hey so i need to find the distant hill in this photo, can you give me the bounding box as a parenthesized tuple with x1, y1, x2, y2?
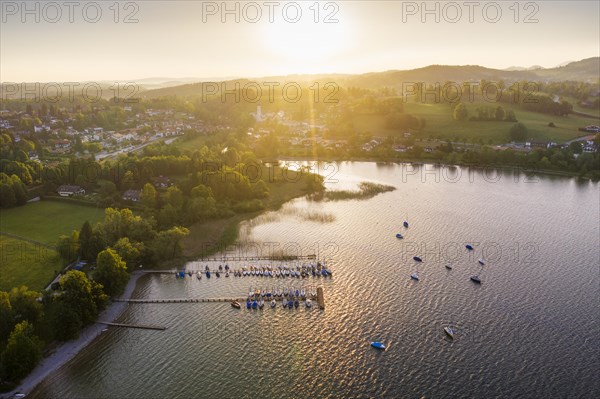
(139, 57, 599, 98)
(533, 58, 600, 82)
(4, 58, 595, 100)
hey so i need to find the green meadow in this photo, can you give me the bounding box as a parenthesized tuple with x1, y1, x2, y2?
(0, 236, 62, 292)
(350, 101, 594, 144)
(0, 200, 105, 245)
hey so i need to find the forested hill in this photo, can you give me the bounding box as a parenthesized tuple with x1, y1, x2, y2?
(139, 57, 599, 98)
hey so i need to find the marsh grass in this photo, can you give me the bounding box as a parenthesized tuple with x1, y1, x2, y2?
(312, 182, 396, 201)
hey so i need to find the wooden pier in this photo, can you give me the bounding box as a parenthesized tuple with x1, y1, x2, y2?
(192, 254, 317, 261)
(113, 297, 246, 304)
(113, 290, 326, 307)
(97, 321, 166, 330)
(316, 287, 325, 309)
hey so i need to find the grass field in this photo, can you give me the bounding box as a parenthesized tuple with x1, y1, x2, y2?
(175, 135, 206, 152)
(0, 236, 62, 292)
(0, 201, 105, 245)
(561, 96, 600, 118)
(350, 102, 595, 144)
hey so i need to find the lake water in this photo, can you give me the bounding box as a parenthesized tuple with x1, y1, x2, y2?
(30, 162, 600, 398)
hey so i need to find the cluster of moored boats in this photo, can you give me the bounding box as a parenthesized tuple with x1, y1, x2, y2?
(395, 222, 488, 284)
(230, 286, 318, 310)
(176, 262, 333, 280)
(379, 223, 490, 347)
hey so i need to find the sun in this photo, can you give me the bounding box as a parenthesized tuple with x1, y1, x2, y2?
(262, 18, 352, 71)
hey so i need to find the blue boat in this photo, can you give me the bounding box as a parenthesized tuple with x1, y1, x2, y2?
(371, 341, 386, 350)
(312, 270, 316, 277)
(179, 271, 185, 278)
(252, 300, 258, 309)
(206, 271, 211, 278)
(413, 256, 422, 262)
(396, 233, 403, 239)
(403, 221, 409, 228)
(288, 299, 294, 308)
(466, 244, 474, 250)
(321, 269, 328, 276)
(246, 299, 251, 309)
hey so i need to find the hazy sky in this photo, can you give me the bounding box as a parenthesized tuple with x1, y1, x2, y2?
(1, 1, 598, 81)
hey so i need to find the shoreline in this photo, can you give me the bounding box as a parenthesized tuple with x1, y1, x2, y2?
(2, 271, 144, 399)
(276, 157, 599, 180)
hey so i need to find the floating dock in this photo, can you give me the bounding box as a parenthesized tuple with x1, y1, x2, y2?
(96, 321, 166, 330)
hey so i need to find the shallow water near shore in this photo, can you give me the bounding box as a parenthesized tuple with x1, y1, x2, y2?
(29, 162, 600, 398)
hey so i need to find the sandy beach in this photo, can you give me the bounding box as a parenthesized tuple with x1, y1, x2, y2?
(2, 271, 145, 399)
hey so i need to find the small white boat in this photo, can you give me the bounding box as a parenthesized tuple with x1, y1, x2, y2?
(478, 259, 486, 265)
(444, 326, 456, 339)
(411, 272, 419, 281)
(305, 299, 312, 308)
(271, 299, 276, 308)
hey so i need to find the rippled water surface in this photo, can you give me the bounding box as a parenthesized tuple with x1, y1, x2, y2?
(30, 162, 600, 398)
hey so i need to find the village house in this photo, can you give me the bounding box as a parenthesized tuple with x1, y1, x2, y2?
(34, 125, 50, 133)
(57, 185, 85, 197)
(152, 175, 172, 189)
(54, 139, 71, 149)
(122, 189, 142, 202)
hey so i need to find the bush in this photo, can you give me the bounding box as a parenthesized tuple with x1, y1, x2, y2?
(233, 199, 265, 213)
(509, 123, 528, 142)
